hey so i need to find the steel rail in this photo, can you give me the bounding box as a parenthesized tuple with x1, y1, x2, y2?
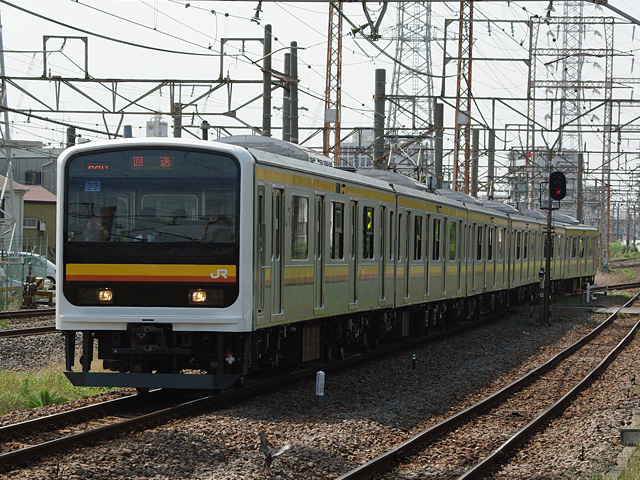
(0, 325, 55, 338)
(0, 308, 55, 320)
(590, 281, 640, 292)
(0, 390, 164, 439)
(336, 293, 640, 480)
(458, 292, 640, 479)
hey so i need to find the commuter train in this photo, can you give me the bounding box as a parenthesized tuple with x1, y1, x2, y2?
(57, 137, 599, 390)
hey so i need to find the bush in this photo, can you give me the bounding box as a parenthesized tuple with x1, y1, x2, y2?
(24, 389, 67, 408)
(0, 366, 112, 415)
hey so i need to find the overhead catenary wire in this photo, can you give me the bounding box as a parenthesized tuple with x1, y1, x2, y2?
(0, 0, 220, 57)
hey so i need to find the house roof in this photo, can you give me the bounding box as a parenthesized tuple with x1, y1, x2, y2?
(24, 185, 56, 203)
(0, 175, 28, 194)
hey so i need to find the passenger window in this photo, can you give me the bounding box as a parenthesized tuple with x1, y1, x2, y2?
(449, 221, 457, 261)
(330, 202, 344, 260)
(362, 207, 375, 259)
(476, 225, 483, 261)
(414, 216, 423, 261)
(487, 227, 494, 261)
(389, 211, 394, 261)
(516, 231, 521, 260)
(291, 195, 308, 259)
(524, 232, 529, 259)
(432, 218, 441, 261)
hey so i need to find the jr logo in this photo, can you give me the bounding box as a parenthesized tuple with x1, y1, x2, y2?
(210, 269, 228, 279)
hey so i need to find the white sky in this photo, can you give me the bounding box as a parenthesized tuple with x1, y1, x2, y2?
(2, 0, 640, 193)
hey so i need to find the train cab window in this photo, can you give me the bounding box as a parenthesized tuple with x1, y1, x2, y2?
(449, 221, 457, 261)
(363, 207, 375, 259)
(432, 218, 441, 261)
(414, 216, 423, 261)
(516, 231, 521, 260)
(291, 195, 309, 259)
(330, 202, 344, 260)
(476, 225, 483, 261)
(487, 227, 494, 261)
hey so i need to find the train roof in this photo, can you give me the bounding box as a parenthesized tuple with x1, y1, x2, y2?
(216, 136, 334, 167)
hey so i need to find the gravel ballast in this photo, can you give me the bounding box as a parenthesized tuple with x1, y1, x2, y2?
(0, 295, 638, 479)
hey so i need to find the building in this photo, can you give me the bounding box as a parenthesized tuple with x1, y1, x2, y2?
(23, 184, 56, 260)
(0, 141, 62, 195)
(339, 129, 375, 168)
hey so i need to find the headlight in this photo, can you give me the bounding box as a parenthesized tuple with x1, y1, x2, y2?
(98, 288, 114, 303)
(188, 288, 224, 306)
(190, 289, 207, 303)
(77, 287, 115, 305)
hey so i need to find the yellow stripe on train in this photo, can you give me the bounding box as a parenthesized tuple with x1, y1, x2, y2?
(66, 264, 237, 283)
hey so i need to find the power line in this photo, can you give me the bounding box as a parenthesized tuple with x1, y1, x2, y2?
(0, 0, 220, 57)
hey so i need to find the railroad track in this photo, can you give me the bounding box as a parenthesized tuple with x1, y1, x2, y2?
(0, 307, 55, 337)
(0, 308, 55, 320)
(0, 325, 55, 338)
(336, 292, 640, 480)
(0, 309, 507, 472)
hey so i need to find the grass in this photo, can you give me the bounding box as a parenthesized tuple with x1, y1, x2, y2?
(618, 447, 640, 479)
(596, 268, 638, 286)
(0, 364, 113, 415)
(609, 243, 640, 261)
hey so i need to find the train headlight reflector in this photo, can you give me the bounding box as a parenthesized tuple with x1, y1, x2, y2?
(190, 289, 207, 303)
(98, 289, 113, 303)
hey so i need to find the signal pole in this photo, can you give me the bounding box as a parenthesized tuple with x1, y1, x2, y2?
(542, 170, 567, 325)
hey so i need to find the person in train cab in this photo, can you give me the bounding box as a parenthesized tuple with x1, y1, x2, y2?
(200, 205, 233, 242)
(81, 206, 115, 241)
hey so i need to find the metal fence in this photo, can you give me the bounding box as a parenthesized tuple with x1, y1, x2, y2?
(0, 236, 53, 311)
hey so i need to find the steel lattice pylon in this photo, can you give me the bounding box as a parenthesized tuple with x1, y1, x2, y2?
(526, 16, 614, 266)
(558, 1, 585, 155)
(386, 2, 435, 176)
(323, 1, 342, 164)
(453, 1, 473, 193)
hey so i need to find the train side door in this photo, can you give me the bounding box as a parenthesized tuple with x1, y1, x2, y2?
(442, 219, 448, 294)
(272, 189, 284, 319)
(380, 206, 387, 302)
(349, 200, 358, 306)
(314, 195, 326, 310)
(256, 186, 266, 322)
(471, 223, 477, 292)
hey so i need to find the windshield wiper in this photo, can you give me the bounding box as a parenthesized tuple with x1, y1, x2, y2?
(107, 232, 170, 249)
(153, 230, 222, 250)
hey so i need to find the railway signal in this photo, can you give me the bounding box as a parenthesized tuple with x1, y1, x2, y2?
(549, 171, 567, 201)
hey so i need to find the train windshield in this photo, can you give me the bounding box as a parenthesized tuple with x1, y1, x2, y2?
(65, 147, 239, 246)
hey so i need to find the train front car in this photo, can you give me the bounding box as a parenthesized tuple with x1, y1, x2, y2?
(57, 138, 254, 390)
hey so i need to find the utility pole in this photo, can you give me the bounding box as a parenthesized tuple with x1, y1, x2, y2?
(262, 24, 272, 137)
(453, 0, 474, 193)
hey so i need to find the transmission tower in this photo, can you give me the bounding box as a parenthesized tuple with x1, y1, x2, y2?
(558, 2, 585, 155)
(556, 1, 586, 222)
(386, 2, 435, 177)
(323, 1, 343, 164)
(453, 1, 474, 193)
